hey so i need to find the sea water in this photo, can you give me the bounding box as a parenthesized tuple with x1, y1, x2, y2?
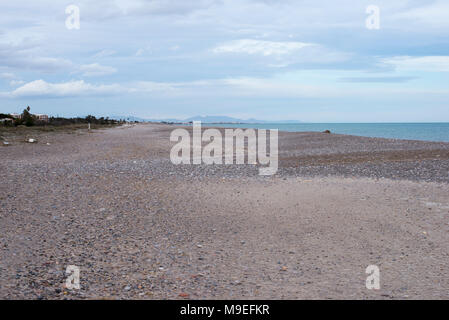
(210, 123, 449, 142)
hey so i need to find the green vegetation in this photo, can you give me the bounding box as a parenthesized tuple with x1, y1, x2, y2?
(48, 115, 120, 126)
(0, 113, 14, 119)
(1, 107, 129, 142)
(1, 106, 125, 127)
(0, 121, 124, 143)
(22, 107, 35, 127)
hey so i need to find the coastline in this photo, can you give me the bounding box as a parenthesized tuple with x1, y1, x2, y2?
(172, 122, 449, 182)
(1, 123, 448, 299)
(199, 122, 449, 143)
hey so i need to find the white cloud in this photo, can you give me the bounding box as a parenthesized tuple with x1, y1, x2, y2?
(390, 0, 449, 28)
(135, 49, 145, 56)
(222, 77, 341, 97)
(219, 76, 449, 98)
(92, 49, 117, 58)
(77, 63, 117, 77)
(131, 81, 177, 93)
(3, 72, 448, 101)
(5, 80, 123, 98)
(212, 39, 350, 68)
(213, 39, 314, 56)
(1, 79, 178, 99)
(112, 0, 220, 16)
(1, 72, 25, 86)
(134, 45, 153, 57)
(0, 40, 73, 72)
(382, 56, 449, 72)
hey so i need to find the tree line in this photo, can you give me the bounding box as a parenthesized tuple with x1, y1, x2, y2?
(1, 107, 126, 126)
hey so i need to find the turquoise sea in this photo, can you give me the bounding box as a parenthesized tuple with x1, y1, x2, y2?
(210, 123, 449, 142)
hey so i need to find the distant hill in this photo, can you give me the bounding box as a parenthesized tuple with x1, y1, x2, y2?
(184, 116, 303, 124)
(110, 115, 303, 124)
(109, 116, 150, 122)
(184, 115, 250, 123)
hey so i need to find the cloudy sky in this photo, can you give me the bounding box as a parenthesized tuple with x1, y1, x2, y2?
(1, 0, 448, 122)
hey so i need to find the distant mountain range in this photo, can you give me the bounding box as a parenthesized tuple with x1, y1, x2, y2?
(110, 115, 303, 124)
(109, 116, 151, 122)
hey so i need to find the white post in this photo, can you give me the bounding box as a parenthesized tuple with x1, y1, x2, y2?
(88, 123, 91, 131)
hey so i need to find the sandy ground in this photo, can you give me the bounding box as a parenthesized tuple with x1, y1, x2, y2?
(1, 123, 448, 299)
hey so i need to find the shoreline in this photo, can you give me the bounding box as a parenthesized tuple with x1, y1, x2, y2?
(176, 122, 449, 143)
(159, 123, 449, 182)
(2, 122, 449, 183)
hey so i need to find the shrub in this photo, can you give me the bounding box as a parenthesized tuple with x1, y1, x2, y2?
(22, 108, 35, 127)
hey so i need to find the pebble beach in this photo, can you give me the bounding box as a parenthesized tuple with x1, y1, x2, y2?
(1, 123, 448, 299)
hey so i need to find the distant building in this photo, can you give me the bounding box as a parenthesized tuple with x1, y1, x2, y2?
(34, 114, 49, 122)
(8, 112, 49, 122)
(10, 113, 22, 119)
